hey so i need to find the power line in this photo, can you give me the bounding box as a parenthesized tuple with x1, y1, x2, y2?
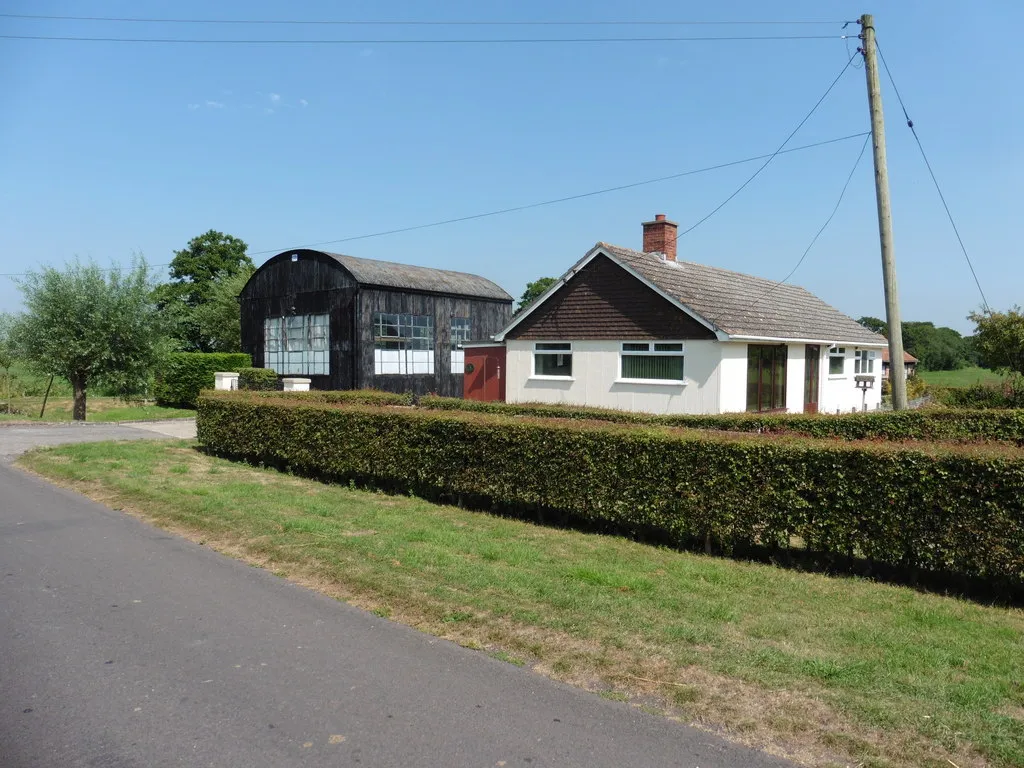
(0, 33, 849, 44)
(245, 132, 869, 257)
(674, 50, 858, 240)
(0, 132, 868, 278)
(875, 39, 990, 312)
(0, 13, 852, 26)
(748, 132, 871, 310)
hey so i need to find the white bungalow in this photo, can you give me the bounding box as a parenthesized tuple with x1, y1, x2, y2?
(490, 214, 886, 415)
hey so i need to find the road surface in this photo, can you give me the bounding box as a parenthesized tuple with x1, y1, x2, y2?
(0, 422, 793, 767)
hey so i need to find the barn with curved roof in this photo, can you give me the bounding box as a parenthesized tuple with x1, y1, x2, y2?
(239, 248, 513, 396)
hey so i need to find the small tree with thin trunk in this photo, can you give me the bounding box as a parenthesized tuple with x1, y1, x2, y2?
(0, 313, 14, 413)
(969, 306, 1024, 377)
(12, 258, 168, 421)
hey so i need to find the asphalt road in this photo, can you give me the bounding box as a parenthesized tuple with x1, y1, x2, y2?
(0, 423, 794, 767)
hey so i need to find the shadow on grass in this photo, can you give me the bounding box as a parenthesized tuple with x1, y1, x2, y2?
(198, 446, 1024, 608)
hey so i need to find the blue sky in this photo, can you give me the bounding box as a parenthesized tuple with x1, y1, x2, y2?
(1, 0, 1020, 333)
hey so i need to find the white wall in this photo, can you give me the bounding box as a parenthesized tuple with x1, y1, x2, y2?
(505, 339, 722, 415)
(718, 343, 748, 413)
(505, 339, 883, 415)
(820, 346, 882, 413)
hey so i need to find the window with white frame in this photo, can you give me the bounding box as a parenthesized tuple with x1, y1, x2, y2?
(450, 317, 470, 374)
(373, 312, 434, 375)
(619, 342, 685, 382)
(828, 346, 846, 375)
(855, 349, 876, 374)
(263, 314, 329, 375)
(533, 342, 572, 377)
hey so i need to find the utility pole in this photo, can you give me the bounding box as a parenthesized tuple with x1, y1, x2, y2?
(860, 13, 908, 410)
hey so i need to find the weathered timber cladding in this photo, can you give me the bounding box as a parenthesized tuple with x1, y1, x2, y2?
(507, 254, 715, 341)
(239, 249, 512, 396)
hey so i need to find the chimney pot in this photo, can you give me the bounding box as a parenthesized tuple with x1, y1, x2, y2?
(642, 214, 679, 262)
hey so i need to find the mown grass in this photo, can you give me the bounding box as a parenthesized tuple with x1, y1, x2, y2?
(19, 440, 1024, 768)
(0, 396, 193, 422)
(919, 367, 1005, 388)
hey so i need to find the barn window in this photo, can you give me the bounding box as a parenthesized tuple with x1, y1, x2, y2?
(450, 317, 470, 374)
(533, 342, 572, 378)
(263, 314, 329, 375)
(373, 313, 435, 375)
(619, 342, 685, 382)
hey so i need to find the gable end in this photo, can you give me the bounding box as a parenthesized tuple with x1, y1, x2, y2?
(506, 254, 715, 341)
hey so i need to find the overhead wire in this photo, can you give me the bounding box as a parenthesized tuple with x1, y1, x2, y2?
(0, 132, 869, 278)
(0, 13, 854, 26)
(874, 39, 990, 312)
(672, 50, 859, 241)
(747, 132, 872, 310)
(0, 33, 850, 44)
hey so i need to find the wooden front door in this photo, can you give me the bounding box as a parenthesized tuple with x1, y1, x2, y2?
(803, 345, 820, 414)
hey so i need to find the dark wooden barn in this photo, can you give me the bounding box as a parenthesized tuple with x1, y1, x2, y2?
(239, 249, 513, 396)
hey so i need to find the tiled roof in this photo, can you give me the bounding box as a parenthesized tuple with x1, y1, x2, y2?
(881, 348, 918, 363)
(598, 243, 887, 345)
(320, 251, 512, 301)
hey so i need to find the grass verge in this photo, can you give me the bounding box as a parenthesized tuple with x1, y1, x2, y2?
(0, 396, 193, 422)
(18, 440, 1024, 768)
(919, 367, 1005, 388)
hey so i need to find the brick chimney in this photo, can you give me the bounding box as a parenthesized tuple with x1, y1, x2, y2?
(642, 214, 678, 261)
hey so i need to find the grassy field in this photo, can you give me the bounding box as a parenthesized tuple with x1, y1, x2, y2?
(0, 396, 192, 422)
(19, 440, 1024, 768)
(919, 366, 1006, 388)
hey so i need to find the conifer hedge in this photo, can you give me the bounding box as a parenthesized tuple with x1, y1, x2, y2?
(197, 392, 1024, 591)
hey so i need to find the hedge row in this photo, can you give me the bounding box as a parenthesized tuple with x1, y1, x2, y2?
(238, 367, 278, 391)
(932, 380, 1024, 410)
(154, 352, 251, 408)
(215, 389, 1024, 444)
(197, 393, 1024, 593)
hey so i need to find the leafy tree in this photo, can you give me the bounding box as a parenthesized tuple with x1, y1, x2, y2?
(517, 277, 557, 312)
(969, 306, 1024, 376)
(901, 321, 970, 371)
(189, 268, 253, 353)
(11, 259, 169, 420)
(156, 230, 253, 351)
(0, 313, 15, 412)
(857, 316, 888, 336)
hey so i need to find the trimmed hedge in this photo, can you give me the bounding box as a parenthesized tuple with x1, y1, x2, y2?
(207, 389, 1024, 444)
(197, 393, 1024, 594)
(154, 352, 251, 408)
(238, 367, 279, 391)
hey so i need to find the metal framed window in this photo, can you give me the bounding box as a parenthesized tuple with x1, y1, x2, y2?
(618, 342, 685, 382)
(373, 313, 435, 375)
(854, 349, 876, 374)
(828, 346, 846, 376)
(533, 342, 572, 377)
(263, 314, 330, 376)
(450, 317, 471, 374)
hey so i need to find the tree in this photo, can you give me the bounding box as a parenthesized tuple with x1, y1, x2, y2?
(857, 316, 888, 336)
(12, 259, 169, 421)
(188, 268, 253, 353)
(901, 321, 969, 371)
(0, 313, 14, 412)
(156, 230, 253, 351)
(517, 277, 557, 312)
(969, 306, 1024, 376)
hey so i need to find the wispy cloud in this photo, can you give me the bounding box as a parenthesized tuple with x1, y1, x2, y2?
(205, 100, 225, 109)
(187, 103, 200, 111)
(298, 98, 308, 107)
(263, 107, 274, 115)
(269, 93, 281, 104)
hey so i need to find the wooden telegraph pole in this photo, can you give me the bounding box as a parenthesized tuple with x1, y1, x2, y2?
(860, 13, 908, 410)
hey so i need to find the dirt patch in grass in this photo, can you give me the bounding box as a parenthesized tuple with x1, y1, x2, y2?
(18, 441, 1021, 768)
